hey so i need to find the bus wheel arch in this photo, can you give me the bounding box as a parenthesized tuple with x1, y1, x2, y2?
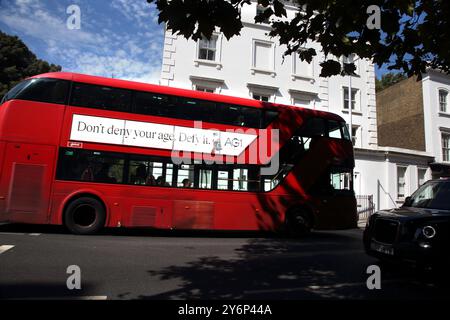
(285, 206, 315, 237)
(62, 193, 107, 235)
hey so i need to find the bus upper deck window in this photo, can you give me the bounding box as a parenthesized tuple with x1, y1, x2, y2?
(328, 120, 342, 139)
(3, 78, 69, 105)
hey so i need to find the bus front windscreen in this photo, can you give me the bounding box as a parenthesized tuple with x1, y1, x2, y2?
(1, 78, 69, 105)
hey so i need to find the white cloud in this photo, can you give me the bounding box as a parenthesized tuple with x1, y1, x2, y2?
(0, 0, 164, 84)
(111, 0, 160, 28)
(72, 52, 161, 84)
(0, 2, 108, 49)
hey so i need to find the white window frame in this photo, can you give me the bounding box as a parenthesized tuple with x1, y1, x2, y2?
(351, 125, 361, 148)
(342, 86, 360, 111)
(291, 96, 312, 108)
(438, 89, 448, 113)
(251, 39, 276, 76)
(195, 33, 223, 69)
(291, 50, 314, 80)
(417, 167, 428, 188)
(341, 54, 359, 75)
(397, 165, 408, 200)
(195, 85, 215, 93)
(252, 93, 270, 102)
(442, 132, 450, 162)
(256, 4, 270, 24)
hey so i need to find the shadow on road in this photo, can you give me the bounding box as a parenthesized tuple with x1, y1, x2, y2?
(132, 232, 450, 300)
(0, 282, 98, 300)
(0, 223, 282, 238)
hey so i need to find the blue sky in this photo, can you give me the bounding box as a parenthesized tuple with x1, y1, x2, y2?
(0, 0, 387, 82)
(0, 0, 165, 83)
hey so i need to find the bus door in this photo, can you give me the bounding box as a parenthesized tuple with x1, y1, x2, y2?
(315, 168, 357, 229)
(171, 164, 215, 229)
(0, 143, 55, 224)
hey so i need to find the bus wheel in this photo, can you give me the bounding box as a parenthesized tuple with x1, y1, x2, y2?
(64, 197, 106, 235)
(285, 209, 312, 237)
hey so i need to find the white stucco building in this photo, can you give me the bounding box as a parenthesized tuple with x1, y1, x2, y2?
(422, 70, 450, 172)
(159, 1, 435, 212)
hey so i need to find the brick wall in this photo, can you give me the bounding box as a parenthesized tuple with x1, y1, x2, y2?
(376, 76, 426, 151)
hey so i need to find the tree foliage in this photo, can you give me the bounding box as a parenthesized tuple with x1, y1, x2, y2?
(0, 30, 61, 99)
(375, 72, 407, 91)
(147, 0, 450, 79)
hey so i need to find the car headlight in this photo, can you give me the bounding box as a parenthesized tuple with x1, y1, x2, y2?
(422, 225, 436, 239)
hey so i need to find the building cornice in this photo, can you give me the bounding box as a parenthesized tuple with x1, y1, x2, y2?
(189, 75, 225, 84)
(246, 82, 279, 92)
(354, 146, 434, 161)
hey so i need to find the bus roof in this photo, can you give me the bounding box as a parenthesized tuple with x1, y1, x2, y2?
(29, 72, 345, 122)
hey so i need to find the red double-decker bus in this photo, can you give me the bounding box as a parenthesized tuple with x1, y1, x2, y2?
(0, 72, 356, 235)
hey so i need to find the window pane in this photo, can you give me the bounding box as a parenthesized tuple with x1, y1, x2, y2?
(196, 86, 214, 93)
(198, 36, 217, 61)
(177, 164, 194, 187)
(165, 163, 173, 187)
(199, 169, 212, 189)
(253, 93, 269, 102)
(443, 134, 450, 162)
(328, 120, 342, 139)
(343, 87, 357, 110)
(439, 90, 448, 112)
(217, 104, 242, 126)
(330, 171, 351, 190)
(14, 78, 69, 105)
(233, 168, 248, 191)
(134, 91, 174, 117)
(199, 48, 208, 60)
(217, 170, 229, 190)
(341, 122, 351, 140)
(240, 107, 261, 127)
(178, 98, 215, 122)
(418, 168, 427, 187)
(262, 110, 278, 127)
(298, 117, 327, 137)
(57, 148, 124, 184)
(129, 160, 153, 185)
(397, 166, 407, 197)
(71, 82, 131, 112)
(1, 79, 32, 104)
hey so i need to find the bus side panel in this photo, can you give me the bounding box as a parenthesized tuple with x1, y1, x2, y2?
(0, 143, 55, 224)
(49, 182, 174, 228)
(213, 193, 284, 231)
(121, 197, 171, 229)
(1, 101, 65, 146)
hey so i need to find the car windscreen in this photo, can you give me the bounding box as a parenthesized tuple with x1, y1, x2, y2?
(408, 181, 450, 210)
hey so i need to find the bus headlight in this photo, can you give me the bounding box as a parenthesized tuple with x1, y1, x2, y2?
(422, 225, 436, 239)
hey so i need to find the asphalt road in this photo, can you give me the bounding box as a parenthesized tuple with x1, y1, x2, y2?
(1, 224, 449, 300)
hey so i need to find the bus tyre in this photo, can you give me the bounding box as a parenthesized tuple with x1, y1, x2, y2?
(285, 209, 312, 237)
(64, 197, 106, 235)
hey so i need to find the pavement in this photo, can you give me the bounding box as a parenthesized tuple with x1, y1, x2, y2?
(1, 223, 450, 300)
